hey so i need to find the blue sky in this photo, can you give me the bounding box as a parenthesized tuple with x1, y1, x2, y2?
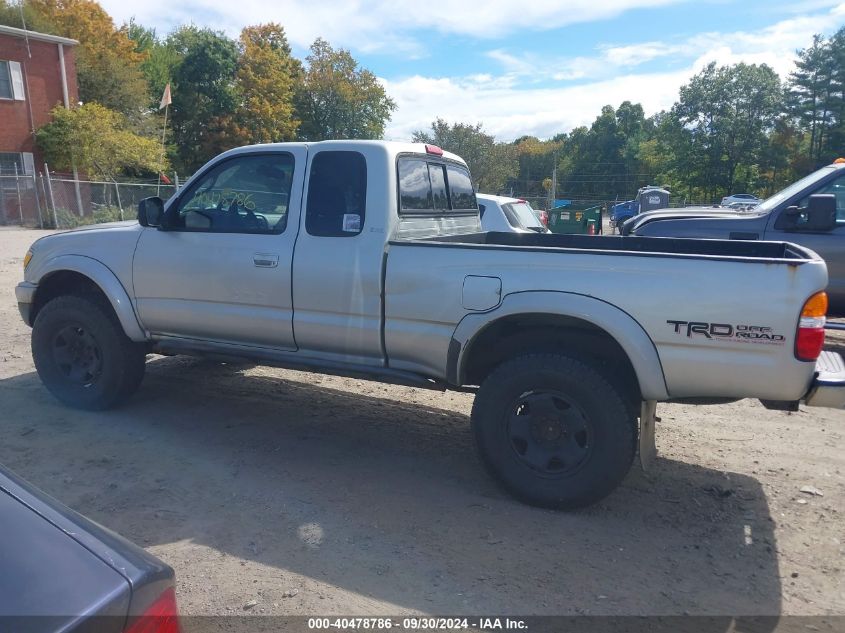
(98, 0, 845, 141)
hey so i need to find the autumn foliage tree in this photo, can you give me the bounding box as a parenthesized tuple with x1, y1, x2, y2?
(232, 24, 302, 144)
(19, 0, 149, 117)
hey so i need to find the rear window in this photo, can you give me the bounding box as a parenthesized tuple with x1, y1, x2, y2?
(446, 164, 476, 210)
(503, 201, 543, 229)
(398, 156, 477, 214)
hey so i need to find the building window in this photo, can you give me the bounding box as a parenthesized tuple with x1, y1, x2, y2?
(0, 61, 12, 99)
(0, 152, 34, 176)
(0, 60, 25, 101)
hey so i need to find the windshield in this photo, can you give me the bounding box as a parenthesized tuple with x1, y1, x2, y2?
(756, 166, 838, 212)
(502, 201, 543, 228)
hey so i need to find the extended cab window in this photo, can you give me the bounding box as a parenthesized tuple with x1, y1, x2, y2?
(398, 157, 477, 213)
(172, 154, 293, 233)
(306, 151, 367, 237)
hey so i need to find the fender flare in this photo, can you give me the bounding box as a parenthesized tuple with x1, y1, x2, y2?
(450, 290, 669, 400)
(30, 254, 148, 342)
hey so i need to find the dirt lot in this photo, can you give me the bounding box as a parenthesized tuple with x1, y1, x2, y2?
(1, 226, 844, 618)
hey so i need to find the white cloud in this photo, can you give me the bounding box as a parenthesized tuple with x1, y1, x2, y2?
(382, 70, 688, 142)
(99, 0, 683, 52)
(386, 4, 845, 141)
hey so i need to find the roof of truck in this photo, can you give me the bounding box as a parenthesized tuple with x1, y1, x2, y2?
(219, 140, 465, 165)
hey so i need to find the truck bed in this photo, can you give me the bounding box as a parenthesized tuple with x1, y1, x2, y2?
(411, 231, 818, 262)
(384, 230, 827, 402)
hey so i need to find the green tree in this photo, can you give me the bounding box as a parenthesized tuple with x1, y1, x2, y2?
(35, 102, 166, 177)
(296, 38, 396, 140)
(788, 34, 837, 165)
(554, 102, 653, 200)
(412, 118, 518, 192)
(127, 19, 181, 111)
(674, 62, 783, 197)
(513, 136, 560, 200)
(233, 23, 302, 144)
(167, 26, 239, 172)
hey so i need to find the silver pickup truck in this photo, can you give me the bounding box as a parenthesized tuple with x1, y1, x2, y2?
(15, 141, 845, 509)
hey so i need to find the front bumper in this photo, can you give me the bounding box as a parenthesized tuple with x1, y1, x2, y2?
(15, 281, 36, 326)
(804, 351, 845, 408)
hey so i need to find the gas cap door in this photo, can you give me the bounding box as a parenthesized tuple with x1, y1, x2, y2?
(462, 275, 502, 311)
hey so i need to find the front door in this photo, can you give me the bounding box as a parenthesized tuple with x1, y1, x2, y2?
(133, 149, 305, 350)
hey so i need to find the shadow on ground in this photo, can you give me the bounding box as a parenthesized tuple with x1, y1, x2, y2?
(0, 356, 781, 621)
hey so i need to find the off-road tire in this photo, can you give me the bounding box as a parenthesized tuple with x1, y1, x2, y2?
(471, 353, 637, 509)
(32, 295, 146, 410)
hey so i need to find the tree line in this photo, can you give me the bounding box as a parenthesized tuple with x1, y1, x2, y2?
(2, 1, 843, 204)
(0, 0, 396, 177)
(415, 28, 845, 205)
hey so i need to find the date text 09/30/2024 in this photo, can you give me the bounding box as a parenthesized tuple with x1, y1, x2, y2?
(307, 618, 528, 630)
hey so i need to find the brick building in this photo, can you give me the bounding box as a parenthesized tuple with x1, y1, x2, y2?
(0, 24, 78, 176)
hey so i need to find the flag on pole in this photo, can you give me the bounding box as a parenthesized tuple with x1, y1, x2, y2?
(159, 83, 172, 110)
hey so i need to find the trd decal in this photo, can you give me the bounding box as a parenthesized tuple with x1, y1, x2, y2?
(667, 320, 785, 344)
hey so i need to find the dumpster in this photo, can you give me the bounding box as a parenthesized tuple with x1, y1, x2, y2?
(548, 205, 603, 235)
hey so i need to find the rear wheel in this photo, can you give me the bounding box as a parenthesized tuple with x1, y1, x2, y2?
(471, 353, 636, 509)
(32, 295, 146, 410)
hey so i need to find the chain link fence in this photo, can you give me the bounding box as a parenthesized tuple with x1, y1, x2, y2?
(0, 169, 179, 230)
(1, 170, 714, 231)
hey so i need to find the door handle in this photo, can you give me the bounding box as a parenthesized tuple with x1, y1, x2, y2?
(253, 253, 279, 268)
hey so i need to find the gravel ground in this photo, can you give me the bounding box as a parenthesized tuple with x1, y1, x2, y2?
(1, 226, 843, 621)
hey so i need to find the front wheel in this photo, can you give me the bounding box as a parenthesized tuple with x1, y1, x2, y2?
(471, 353, 636, 509)
(32, 295, 147, 410)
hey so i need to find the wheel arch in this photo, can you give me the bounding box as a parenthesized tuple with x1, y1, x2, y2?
(29, 255, 147, 342)
(450, 291, 668, 401)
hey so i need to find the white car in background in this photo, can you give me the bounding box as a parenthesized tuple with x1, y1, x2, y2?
(721, 193, 761, 207)
(477, 193, 550, 233)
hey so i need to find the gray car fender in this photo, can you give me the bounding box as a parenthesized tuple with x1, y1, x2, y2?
(29, 254, 148, 342)
(450, 290, 669, 400)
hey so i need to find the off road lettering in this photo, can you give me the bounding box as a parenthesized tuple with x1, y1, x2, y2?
(667, 320, 784, 343)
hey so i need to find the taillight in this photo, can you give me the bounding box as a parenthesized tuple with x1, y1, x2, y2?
(124, 587, 181, 633)
(424, 144, 443, 156)
(539, 210, 549, 227)
(796, 291, 827, 361)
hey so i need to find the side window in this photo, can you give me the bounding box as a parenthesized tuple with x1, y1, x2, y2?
(172, 153, 293, 234)
(446, 164, 477, 210)
(799, 175, 845, 222)
(306, 151, 367, 237)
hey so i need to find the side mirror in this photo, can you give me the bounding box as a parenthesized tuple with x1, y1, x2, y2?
(774, 194, 838, 232)
(138, 197, 164, 228)
(805, 194, 837, 231)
